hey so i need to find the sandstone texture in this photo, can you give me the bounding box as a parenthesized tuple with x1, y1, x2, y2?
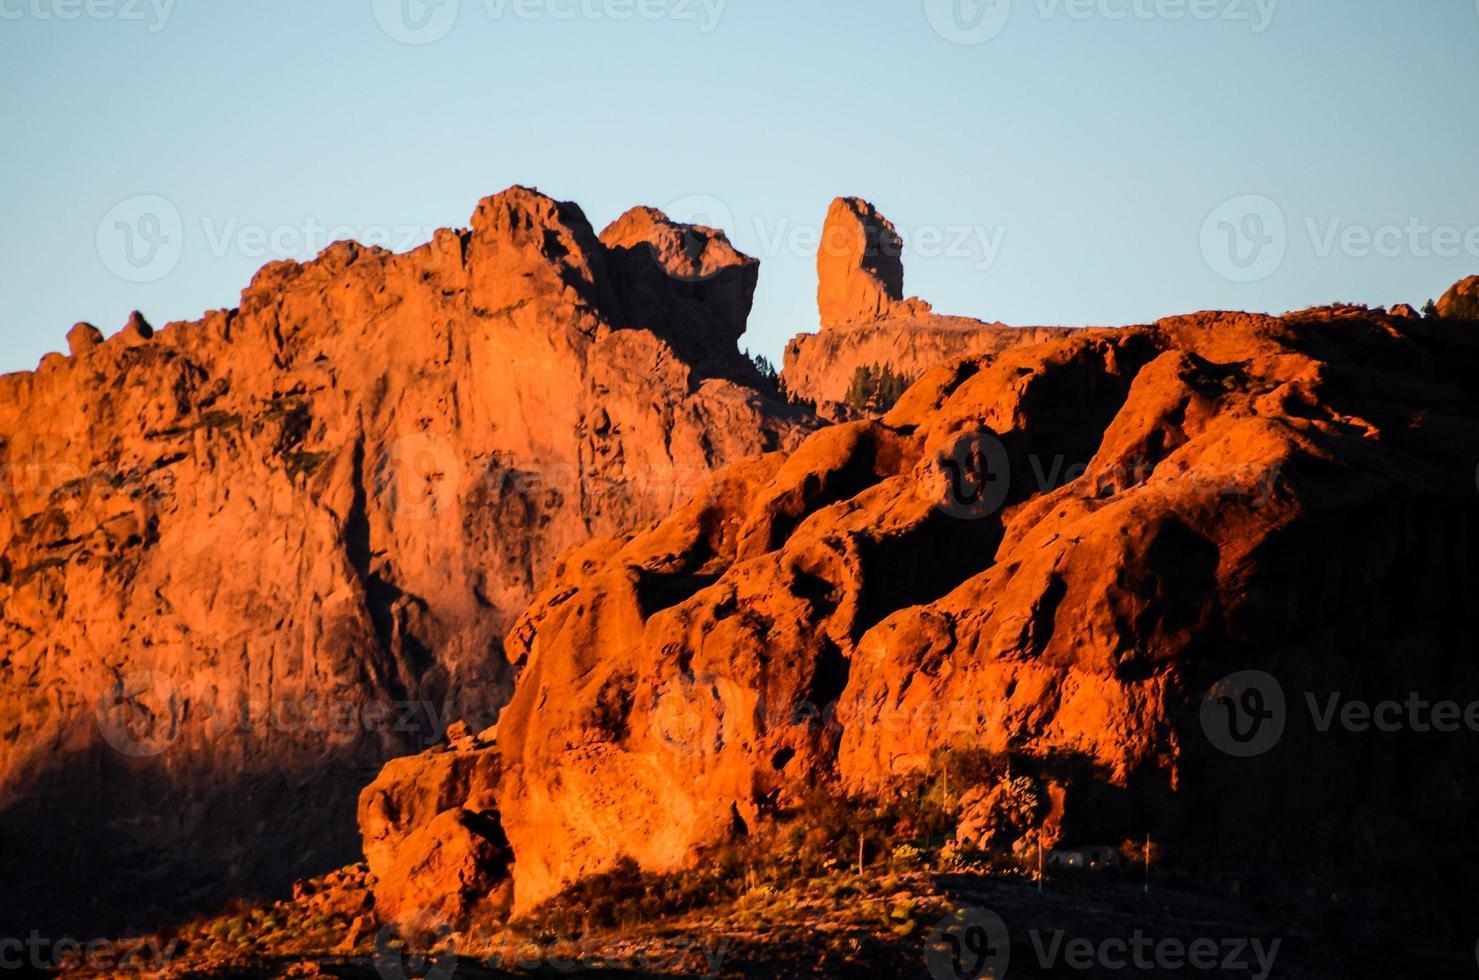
(786, 197, 1068, 412)
(0, 186, 807, 935)
(369, 299, 1479, 925)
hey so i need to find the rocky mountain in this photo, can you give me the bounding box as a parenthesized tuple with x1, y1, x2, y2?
(783, 197, 1066, 412)
(358, 298, 1479, 950)
(11, 175, 1479, 973)
(0, 186, 809, 936)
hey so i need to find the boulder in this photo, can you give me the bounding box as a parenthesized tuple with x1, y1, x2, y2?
(371, 807, 511, 928)
(358, 741, 502, 895)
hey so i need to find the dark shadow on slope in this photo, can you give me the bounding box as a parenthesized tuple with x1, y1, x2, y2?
(854, 510, 1005, 638)
(0, 747, 385, 944)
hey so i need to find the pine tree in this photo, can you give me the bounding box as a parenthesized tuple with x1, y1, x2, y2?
(844, 364, 914, 414)
(746, 350, 778, 383)
(844, 365, 875, 413)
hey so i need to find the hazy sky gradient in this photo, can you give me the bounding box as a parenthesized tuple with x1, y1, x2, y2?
(2, 0, 1477, 374)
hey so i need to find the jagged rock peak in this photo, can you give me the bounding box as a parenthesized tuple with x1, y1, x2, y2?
(466, 185, 609, 303)
(469, 184, 596, 243)
(601, 206, 756, 283)
(817, 196, 931, 330)
(120, 310, 154, 344)
(66, 321, 103, 355)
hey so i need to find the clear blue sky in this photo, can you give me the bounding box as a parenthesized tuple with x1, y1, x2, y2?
(3, 0, 1478, 374)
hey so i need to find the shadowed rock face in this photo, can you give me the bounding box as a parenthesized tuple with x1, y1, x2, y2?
(599, 206, 761, 378)
(787, 197, 1069, 413)
(0, 185, 809, 935)
(365, 303, 1479, 927)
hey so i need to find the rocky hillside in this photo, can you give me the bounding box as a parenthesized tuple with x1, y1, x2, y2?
(10, 174, 1479, 973)
(0, 186, 809, 936)
(782, 197, 1066, 412)
(359, 298, 1479, 952)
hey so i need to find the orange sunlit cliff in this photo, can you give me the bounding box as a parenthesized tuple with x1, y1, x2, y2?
(5, 188, 1479, 977)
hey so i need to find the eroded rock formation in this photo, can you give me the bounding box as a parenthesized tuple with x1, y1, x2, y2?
(815, 197, 929, 330)
(598, 206, 762, 378)
(0, 186, 807, 934)
(786, 197, 1067, 412)
(366, 301, 1479, 927)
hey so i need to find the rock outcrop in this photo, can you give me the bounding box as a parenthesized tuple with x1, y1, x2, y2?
(598, 206, 760, 376)
(367, 303, 1479, 926)
(357, 734, 506, 926)
(119, 309, 155, 345)
(1438, 274, 1479, 319)
(0, 186, 808, 936)
(65, 322, 103, 355)
(356, 728, 505, 927)
(816, 197, 929, 330)
(783, 318, 1067, 412)
(786, 197, 1068, 413)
